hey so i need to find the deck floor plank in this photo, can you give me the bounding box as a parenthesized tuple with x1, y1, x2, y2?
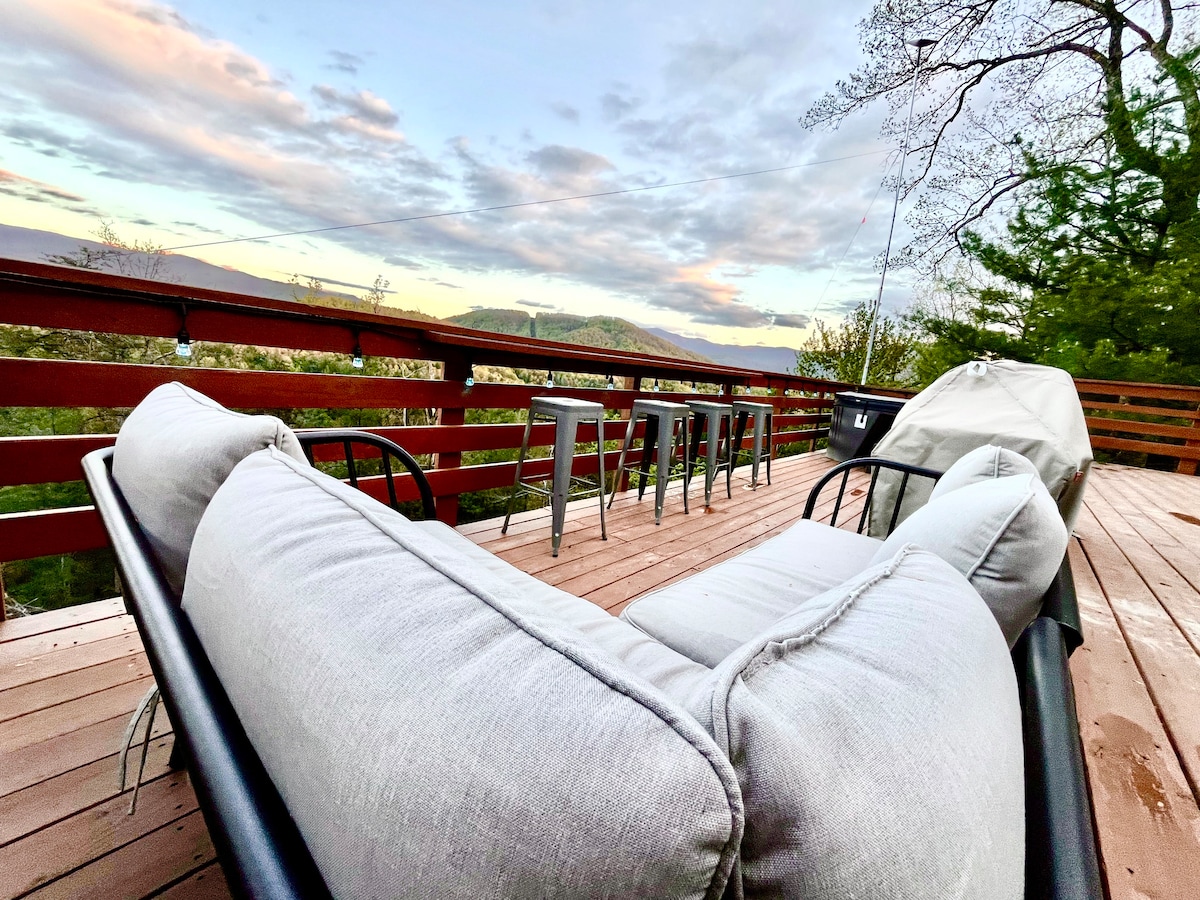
(0, 770, 199, 898)
(1066, 541, 1200, 899)
(0, 599, 126, 645)
(0, 453, 1196, 899)
(1073, 501, 1200, 798)
(0, 652, 153, 724)
(0, 738, 176, 848)
(0, 631, 143, 694)
(21, 809, 215, 900)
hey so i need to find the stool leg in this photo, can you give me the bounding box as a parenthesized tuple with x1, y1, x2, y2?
(653, 413, 673, 524)
(639, 415, 658, 502)
(608, 414, 637, 509)
(550, 415, 578, 557)
(704, 414, 719, 507)
(750, 412, 765, 489)
(765, 412, 773, 486)
(502, 409, 536, 534)
(722, 415, 733, 499)
(688, 416, 703, 483)
(595, 416, 607, 540)
(681, 416, 689, 515)
(732, 411, 748, 480)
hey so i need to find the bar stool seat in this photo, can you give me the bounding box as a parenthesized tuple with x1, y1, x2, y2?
(686, 400, 733, 508)
(732, 400, 774, 490)
(503, 396, 606, 556)
(608, 399, 690, 525)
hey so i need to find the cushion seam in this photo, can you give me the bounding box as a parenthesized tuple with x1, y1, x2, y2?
(709, 545, 916, 745)
(265, 448, 743, 895)
(965, 481, 1036, 579)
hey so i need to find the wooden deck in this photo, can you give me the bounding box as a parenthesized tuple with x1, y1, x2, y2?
(2, 452, 1199, 899)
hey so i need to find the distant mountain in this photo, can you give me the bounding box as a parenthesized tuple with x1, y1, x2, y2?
(448, 310, 713, 363)
(645, 327, 798, 374)
(0, 223, 317, 301)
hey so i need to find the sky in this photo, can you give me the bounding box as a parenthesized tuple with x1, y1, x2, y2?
(0, 0, 920, 347)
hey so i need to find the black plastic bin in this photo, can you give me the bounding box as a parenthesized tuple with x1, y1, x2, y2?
(827, 392, 907, 462)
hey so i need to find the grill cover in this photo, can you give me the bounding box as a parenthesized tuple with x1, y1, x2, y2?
(867, 360, 1093, 535)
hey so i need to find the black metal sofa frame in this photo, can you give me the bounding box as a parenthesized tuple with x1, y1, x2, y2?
(82, 443, 1102, 900)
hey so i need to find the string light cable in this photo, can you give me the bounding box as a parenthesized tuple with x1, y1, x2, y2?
(163, 150, 889, 252)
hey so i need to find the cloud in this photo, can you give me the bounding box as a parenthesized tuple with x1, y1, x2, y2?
(0, 167, 94, 210)
(0, 1, 896, 334)
(601, 92, 641, 122)
(771, 313, 811, 329)
(313, 84, 401, 131)
(516, 299, 557, 309)
(550, 102, 580, 124)
(299, 273, 393, 293)
(325, 50, 363, 75)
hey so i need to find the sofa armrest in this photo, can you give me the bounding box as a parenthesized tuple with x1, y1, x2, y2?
(1012, 617, 1102, 900)
(1039, 556, 1084, 655)
(296, 429, 435, 519)
(802, 456, 943, 535)
(82, 447, 331, 900)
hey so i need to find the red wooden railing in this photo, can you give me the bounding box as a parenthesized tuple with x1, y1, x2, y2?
(0, 259, 856, 578)
(2, 258, 1197, 616)
(1075, 379, 1200, 476)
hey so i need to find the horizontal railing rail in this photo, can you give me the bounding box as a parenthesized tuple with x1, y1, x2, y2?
(1075, 378, 1200, 475)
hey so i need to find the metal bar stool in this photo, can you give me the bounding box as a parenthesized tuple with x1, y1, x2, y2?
(731, 399, 774, 489)
(502, 396, 607, 557)
(686, 400, 733, 508)
(608, 399, 690, 524)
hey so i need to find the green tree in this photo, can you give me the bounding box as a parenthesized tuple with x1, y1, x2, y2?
(804, 1, 1200, 266)
(795, 303, 919, 387)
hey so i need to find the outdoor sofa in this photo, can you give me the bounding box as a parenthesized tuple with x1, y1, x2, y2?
(82, 382, 1102, 899)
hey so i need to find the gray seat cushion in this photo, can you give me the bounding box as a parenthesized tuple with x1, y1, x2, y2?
(184, 448, 742, 900)
(111, 382, 307, 597)
(621, 520, 881, 666)
(870, 473, 1068, 646)
(685, 547, 1024, 900)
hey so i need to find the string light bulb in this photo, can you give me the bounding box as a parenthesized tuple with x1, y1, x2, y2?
(465, 364, 475, 388)
(606, 374, 615, 390)
(717, 384, 724, 396)
(351, 343, 364, 369)
(175, 305, 191, 358)
(545, 371, 555, 389)
(652, 378, 661, 392)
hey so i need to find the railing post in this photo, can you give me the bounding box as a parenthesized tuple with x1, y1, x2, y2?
(1180, 401, 1200, 475)
(434, 355, 470, 524)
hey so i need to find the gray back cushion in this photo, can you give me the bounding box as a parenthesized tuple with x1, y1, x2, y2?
(687, 547, 1024, 900)
(930, 444, 1040, 500)
(183, 448, 741, 900)
(112, 382, 307, 597)
(871, 473, 1068, 646)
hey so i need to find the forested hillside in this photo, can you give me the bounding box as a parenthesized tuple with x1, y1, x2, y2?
(448, 310, 713, 363)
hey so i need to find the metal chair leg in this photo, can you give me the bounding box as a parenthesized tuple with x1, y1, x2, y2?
(502, 409, 536, 533)
(595, 415, 607, 540)
(608, 415, 637, 510)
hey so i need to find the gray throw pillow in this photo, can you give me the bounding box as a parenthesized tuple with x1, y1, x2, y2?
(183, 448, 742, 899)
(929, 444, 1040, 500)
(870, 473, 1068, 645)
(687, 547, 1024, 900)
(111, 382, 307, 597)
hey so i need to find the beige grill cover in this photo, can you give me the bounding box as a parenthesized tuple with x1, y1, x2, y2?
(867, 360, 1093, 535)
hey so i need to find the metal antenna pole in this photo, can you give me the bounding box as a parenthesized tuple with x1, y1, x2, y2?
(860, 38, 934, 387)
